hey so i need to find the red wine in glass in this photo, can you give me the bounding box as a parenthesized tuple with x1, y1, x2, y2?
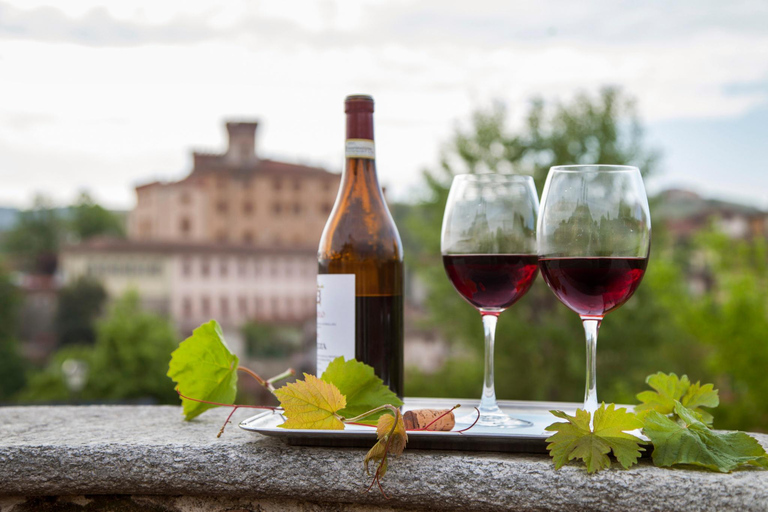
(538, 257, 647, 317)
(443, 254, 539, 311)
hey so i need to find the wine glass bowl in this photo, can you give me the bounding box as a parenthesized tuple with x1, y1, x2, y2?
(441, 174, 539, 428)
(537, 165, 651, 413)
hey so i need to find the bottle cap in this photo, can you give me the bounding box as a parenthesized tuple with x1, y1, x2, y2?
(345, 95, 374, 113)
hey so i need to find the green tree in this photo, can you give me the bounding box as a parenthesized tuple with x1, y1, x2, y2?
(1, 196, 62, 274)
(402, 88, 692, 408)
(20, 292, 179, 404)
(0, 262, 26, 401)
(69, 191, 125, 241)
(56, 277, 108, 346)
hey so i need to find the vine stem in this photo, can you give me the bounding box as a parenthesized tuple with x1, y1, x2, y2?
(175, 387, 280, 438)
(238, 366, 295, 395)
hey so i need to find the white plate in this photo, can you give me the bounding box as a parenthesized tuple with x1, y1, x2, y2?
(240, 397, 582, 453)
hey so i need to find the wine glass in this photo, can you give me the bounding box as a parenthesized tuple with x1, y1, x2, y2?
(441, 174, 539, 428)
(537, 165, 651, 414)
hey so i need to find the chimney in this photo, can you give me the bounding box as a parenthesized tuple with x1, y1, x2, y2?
(225, 121, 258, 164)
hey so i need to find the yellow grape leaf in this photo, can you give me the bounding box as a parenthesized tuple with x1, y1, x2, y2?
(275, 373, 346, 430)
(365, 410, 408, 477)
(376, 411, 408, 456)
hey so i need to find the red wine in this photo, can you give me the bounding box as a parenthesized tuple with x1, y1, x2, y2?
(355, 295, 404, 395)
(538, 257, 648, 317)
(317, 95, 404, 398)
(442, 254, 539, 310)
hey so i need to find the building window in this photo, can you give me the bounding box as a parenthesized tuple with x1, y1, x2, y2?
(217, 178, 227, 190)
(273, 179, 282, 191)
(254, 260, 261, 276)
(293, 203, 301, 214)
(320, 203, 332, 214)
(180, 217, 191, 235)
(323, 181, 332, 191)
(201, 296, 211, 317)
(201, 259, 210, 277)
(270, 261, 278, 277)
(271, 297, 279, 318)
(219, 259, 228, 277)
(273, 203, 282, 214)
(216, 231, 228, 243)
(217, 201, 228, 214)
(286, 297, 294, 318)
(243, 201, 254, 214)
(293, 180, 301, 191)
(180, 193, 191, 205)
(285, 260, 293, 277)
(243, 232, 254, 245)
(220, 297, 229, 319)
(182, 258, 192, 276)
(255, 297, 263, 317)
(238, 258, 247, 277)
(182, 297, 192, 319)
(238, 296, 247, 316)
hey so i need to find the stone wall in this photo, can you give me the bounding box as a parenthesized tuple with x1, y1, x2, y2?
(1, 406, 767, 511)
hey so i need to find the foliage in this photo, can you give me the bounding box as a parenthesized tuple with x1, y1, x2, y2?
(1, 192, 124, 275)
(241, 321, 302, 359)
(87, 292, 178, 403)
(20, 291, 178, 404)
(545, 404, 645, 473)
(321, 356, 403, 423)
(56, 276, 108, 346)
(1, 196, 62, 274)
(0, 263, 25, 400)
(168, 320, 239, 420)
(275, 374, 347, 429)
(69, 191, 125, 241)
(546, 376, 768, 474)
(635, 372, 719, 425)
(643, 402, 768, 472)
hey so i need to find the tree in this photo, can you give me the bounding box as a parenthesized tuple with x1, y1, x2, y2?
(56, 277, 108, 346)
(402, 88, 693, 408)
(1, 196, 63, 274)
(69, 191, 125, 241)
(19, 291, 179, 404)
(0, 262, 26, 401)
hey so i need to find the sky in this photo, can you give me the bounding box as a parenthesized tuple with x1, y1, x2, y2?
(1, 0, 767, 209)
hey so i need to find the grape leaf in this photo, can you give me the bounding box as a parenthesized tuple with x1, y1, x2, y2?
(643, 402, 768, 472)
(635, 372, 719, 425)
(275, 373, 346, 430)
(167, 320, 239, 421)
(545, 404, 645, 473)
(321, 357, 403, 424)
(364, 410, 408, 477)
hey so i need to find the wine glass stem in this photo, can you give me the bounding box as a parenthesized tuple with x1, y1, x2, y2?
(479, 313, 500, 414)
(581, 317, 602, 416)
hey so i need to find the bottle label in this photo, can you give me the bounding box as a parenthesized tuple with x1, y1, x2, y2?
(345, 139, 375, 159)
(316, 274, 356, 376)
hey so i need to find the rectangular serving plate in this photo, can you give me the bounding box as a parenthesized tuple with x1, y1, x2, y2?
(239, 397, 582, 453)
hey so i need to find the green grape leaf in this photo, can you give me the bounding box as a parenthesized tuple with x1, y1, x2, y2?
(643, 402, 768, 472)
(167, 320, 240, 421)
(275, 373, 346, 430)
(635, 372, 719, 425)
(321, 357, 403, 424)
(545, 404, 645, 473)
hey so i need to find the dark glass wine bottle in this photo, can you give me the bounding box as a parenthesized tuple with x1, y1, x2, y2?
(317, 94, 404, 398)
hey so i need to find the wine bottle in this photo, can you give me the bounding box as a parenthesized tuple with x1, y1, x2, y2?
(317, 94, 404, 397)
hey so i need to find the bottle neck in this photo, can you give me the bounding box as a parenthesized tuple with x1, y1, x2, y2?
(342, 110, 381, 192)
(346, 111, 373, 140)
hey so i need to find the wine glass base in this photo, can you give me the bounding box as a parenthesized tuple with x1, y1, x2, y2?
(456, 409, 532, 429)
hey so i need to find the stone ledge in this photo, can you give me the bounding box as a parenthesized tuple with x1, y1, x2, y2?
(1, 406, 767, 511)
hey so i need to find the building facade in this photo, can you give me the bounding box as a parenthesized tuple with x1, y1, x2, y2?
(128, 121, 340, 248)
